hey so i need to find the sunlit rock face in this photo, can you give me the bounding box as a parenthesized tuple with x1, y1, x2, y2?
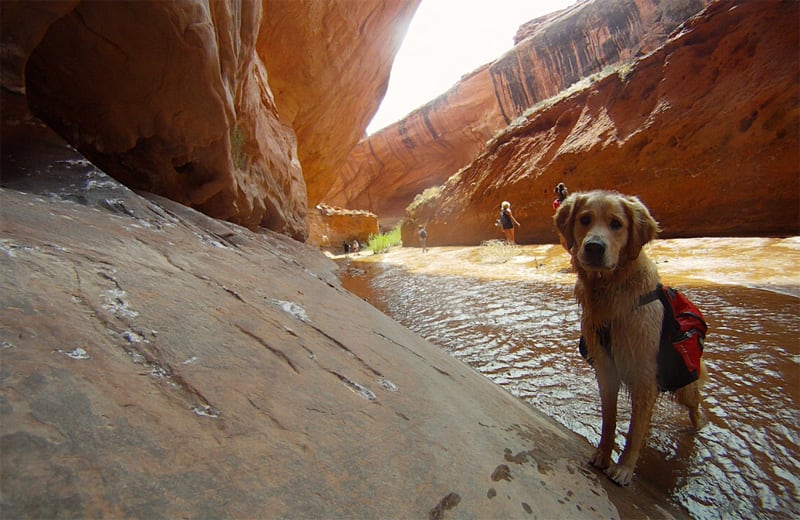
(401, 0, 799, 246)
(258, 0, 420, 208)
(306, 204, 379, 248)
(1, 1, 307, 238)
(328, 0, 710, 225)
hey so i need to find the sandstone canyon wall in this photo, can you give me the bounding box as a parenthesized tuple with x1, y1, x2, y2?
(0, 0, 418, 239)
(328, 0, 711, 224)
(258, 0, 420, 208)
(2, 0, 306, 238)
(401, 0, 799, 246)
(306, 204, 379, 249)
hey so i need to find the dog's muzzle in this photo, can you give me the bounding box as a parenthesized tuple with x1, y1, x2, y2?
(581, 238, 607, 267)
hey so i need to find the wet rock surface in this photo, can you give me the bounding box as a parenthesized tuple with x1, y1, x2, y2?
(1, 115, 688, 518)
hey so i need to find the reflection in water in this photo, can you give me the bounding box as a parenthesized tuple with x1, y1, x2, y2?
(341, 260, 800, 519)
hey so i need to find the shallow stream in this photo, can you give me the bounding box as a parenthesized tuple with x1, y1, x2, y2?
(339, 239, 799, 519)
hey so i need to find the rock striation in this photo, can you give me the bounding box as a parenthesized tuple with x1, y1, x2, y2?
(0, 0, 418, 239)
(402, 0, 799, 246)
(0, 106, 684, 519)
(328, 0, 710, 224)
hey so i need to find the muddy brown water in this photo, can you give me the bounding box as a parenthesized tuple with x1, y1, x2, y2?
(339, 240, 799, 519)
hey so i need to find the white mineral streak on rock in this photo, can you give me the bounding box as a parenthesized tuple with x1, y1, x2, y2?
(274, 299, 309, 323)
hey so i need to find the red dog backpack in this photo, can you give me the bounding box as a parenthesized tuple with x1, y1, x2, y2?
(578, 284, 708, 392)
(653, 284, 708, 391)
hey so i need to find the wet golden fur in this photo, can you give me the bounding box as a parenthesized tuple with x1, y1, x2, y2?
(554, 190, 706, 486)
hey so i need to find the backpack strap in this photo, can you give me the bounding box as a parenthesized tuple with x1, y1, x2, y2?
(638, 283, 663, 307)
(640, 282, 677, 344)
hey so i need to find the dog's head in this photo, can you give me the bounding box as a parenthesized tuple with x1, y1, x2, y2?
(554, 190, 659, 272)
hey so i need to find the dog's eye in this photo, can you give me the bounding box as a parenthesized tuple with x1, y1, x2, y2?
(610, 218, 623, 230)
(579, 215, 591, 226)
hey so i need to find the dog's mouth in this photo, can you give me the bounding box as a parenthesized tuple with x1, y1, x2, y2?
(577, 256, 617, 272)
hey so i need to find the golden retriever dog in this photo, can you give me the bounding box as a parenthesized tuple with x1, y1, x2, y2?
(554, 190, 706, 486)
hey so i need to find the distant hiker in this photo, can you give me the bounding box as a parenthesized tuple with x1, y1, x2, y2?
(352, 240, 360, 254)
(343, 241, 350, 256)
(499, 201, 521, 245)
(418, 225, 428, 253)
(553, 182, 569, 210)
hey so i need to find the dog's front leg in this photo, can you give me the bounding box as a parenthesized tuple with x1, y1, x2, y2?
(608, 385, 657, 486)
(590, 363, 619, 470)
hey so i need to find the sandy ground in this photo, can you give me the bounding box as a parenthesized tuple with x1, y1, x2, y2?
(330, 237, 800, 297)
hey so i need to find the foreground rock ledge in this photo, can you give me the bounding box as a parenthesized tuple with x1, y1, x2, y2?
(1, 152, 684, 519)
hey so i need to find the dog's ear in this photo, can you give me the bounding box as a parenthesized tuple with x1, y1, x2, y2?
(553, 193, 582, 251)
(623, 195, 660, 261)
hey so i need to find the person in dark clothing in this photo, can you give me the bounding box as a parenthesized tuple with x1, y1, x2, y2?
(418, 225, 428, 252)
(553, 182, 569, 210)
(499, 201, 521, 244)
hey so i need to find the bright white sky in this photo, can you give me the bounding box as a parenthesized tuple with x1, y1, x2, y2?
(367, 0, 578, 134)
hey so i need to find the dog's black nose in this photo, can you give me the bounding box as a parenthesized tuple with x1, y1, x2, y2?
(583, 239, 606, 263)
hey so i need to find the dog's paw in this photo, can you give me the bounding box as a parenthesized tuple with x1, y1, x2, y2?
(589, 447, 612, 470)
(605, 463, 634, 486)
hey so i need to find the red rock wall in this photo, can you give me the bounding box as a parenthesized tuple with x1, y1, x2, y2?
(401, 0, 799, 246)
(329, 0, 710, 224)
(3, 1, 308, 237)
(306, 205, 379, 249)
(0, 0, 418, 240)
(258, 0, 420, 208)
